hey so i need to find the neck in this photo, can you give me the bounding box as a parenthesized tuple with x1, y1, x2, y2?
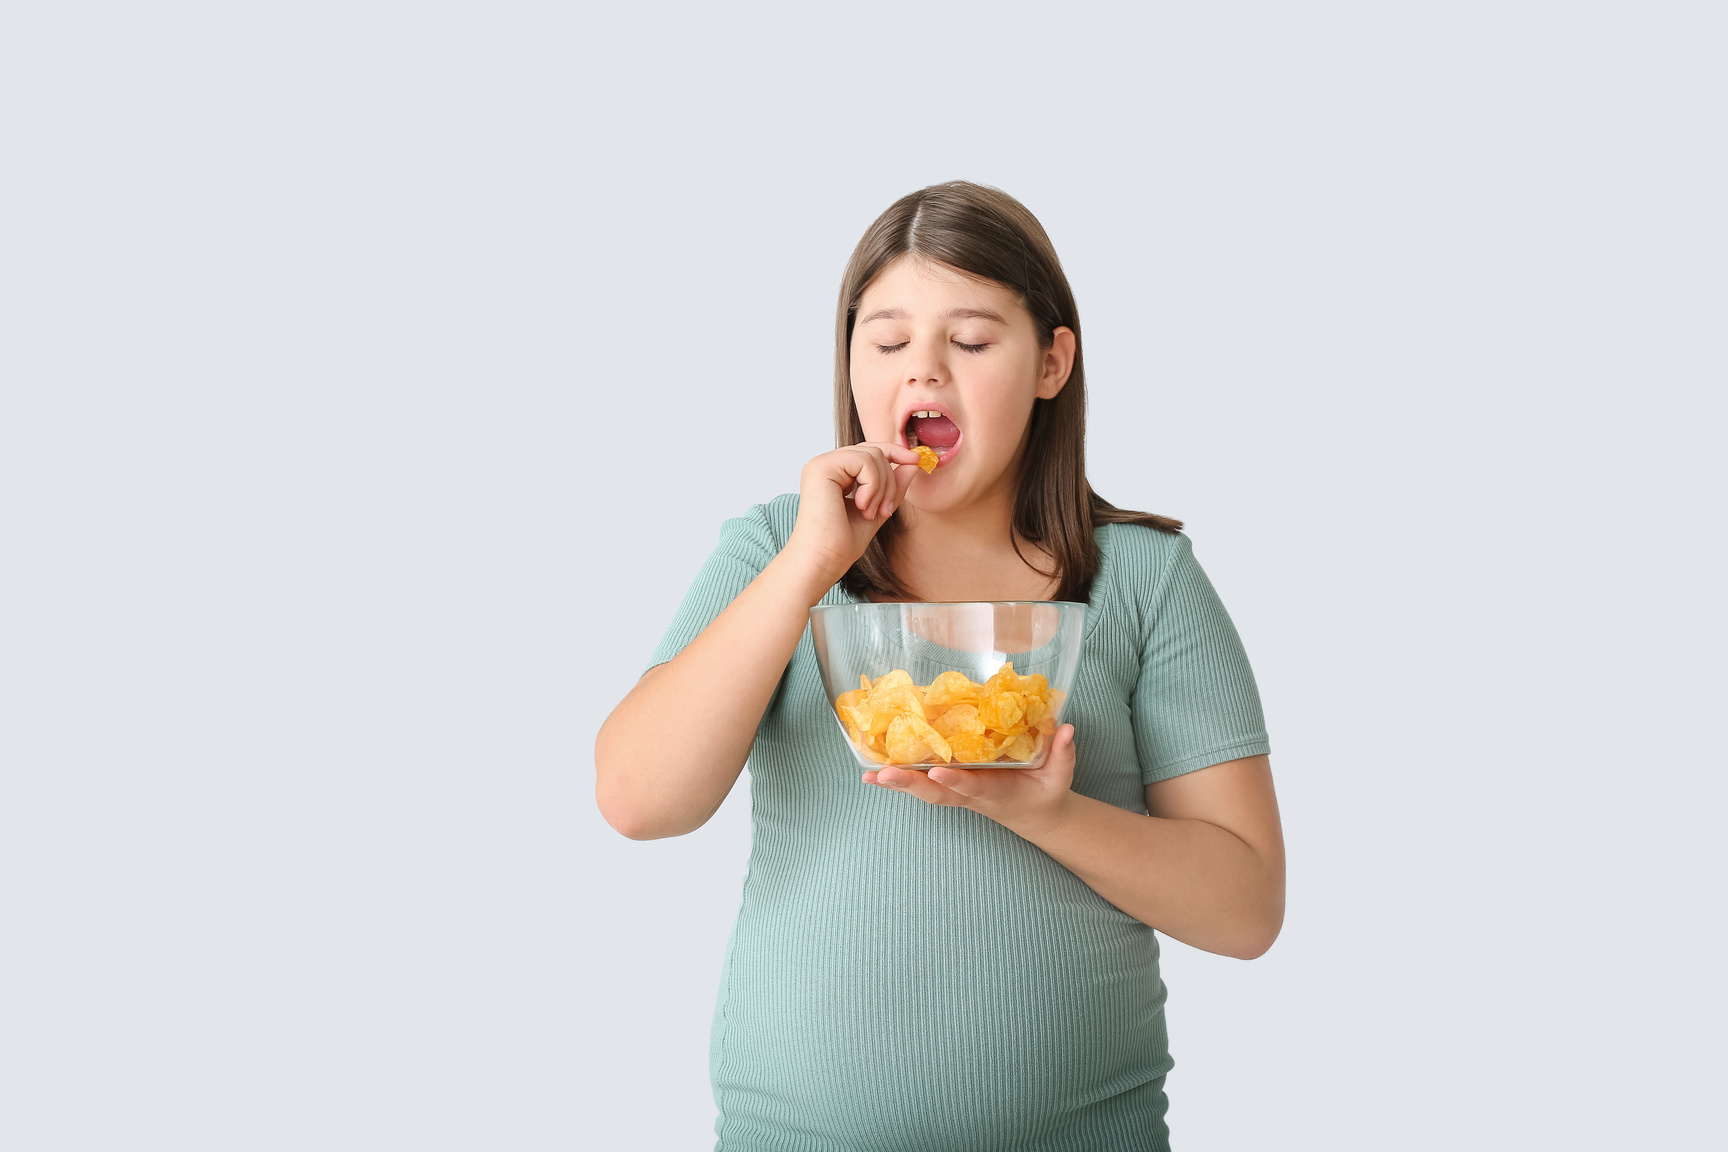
(885, 481, 1057, 603)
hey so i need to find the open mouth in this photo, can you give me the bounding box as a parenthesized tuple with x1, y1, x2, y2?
(904, 408, 962, 464)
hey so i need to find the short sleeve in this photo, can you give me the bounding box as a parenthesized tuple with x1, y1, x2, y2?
(645, 503, 783, 672)
(1129, 534, 1270, 785)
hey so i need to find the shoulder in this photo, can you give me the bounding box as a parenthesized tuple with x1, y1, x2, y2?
(1092, 523, 1199, 638)
(1096, 522, 1193, 596)
(742, 493, 799, 544)
(1098, 521, 1191, 569)
(717, 493, 800, 555)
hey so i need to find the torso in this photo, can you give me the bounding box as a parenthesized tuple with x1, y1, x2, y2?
(710, 496, 1175, 1151)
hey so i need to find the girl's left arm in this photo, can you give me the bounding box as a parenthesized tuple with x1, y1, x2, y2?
(866, 728, 1285, 959)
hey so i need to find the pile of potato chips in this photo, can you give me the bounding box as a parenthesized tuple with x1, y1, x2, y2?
(834, 662, 1064, 766)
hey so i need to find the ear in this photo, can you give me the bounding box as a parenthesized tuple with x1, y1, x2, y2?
(1036, 327, 1076, 400)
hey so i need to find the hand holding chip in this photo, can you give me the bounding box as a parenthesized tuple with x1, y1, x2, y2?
(865, 724, 1080, 839)
(786, 442, 925, 586)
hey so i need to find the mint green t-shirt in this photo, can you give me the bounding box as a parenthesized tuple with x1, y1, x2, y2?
(649, 495, 1270, 1152)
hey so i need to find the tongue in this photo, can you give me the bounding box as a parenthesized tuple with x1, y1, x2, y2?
(910, 415, 960, 448)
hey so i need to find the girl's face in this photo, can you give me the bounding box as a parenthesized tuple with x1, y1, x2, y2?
(850, 255, 1073, 516)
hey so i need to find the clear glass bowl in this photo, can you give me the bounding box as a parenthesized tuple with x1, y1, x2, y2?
(809, 601, 1088, 770)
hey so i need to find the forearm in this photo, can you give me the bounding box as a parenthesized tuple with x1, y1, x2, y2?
(1004, 795, 1285, 959)
(595, 550, 834, 839)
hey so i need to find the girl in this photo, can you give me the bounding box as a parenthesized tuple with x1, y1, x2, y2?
(596, 182, 1284, 1151)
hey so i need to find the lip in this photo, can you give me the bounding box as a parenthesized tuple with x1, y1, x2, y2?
(897, 401, 964, 469)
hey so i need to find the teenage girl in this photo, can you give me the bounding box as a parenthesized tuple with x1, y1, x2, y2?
(596, 181, 1284, 1151)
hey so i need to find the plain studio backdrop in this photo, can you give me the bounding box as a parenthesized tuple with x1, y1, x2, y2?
(2, 3, 1722, 1149)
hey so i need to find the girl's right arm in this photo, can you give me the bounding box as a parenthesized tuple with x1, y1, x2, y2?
(594, 442, 921, 840)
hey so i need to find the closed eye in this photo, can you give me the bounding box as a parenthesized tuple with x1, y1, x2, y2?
(954, 340, 989, 354)
(876, 342, 909, 354)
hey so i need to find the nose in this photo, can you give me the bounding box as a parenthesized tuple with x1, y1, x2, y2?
(903, 335, 948, 388)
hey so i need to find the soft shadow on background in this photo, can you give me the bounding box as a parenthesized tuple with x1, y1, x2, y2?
(3, 3, 1722, 1149)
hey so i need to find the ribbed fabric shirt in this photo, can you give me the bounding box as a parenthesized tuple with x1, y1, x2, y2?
(649, 494, 1270, 1152)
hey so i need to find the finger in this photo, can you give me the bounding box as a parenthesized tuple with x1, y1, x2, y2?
(887, 459, 919, 513)
(865, 450, 895, 519)
(860, 450, 918, 522)
(860, 441, 923, 467)
(874, 766, 962, 805)
(873, 765, 918, 790)
(850, 444, 919, 519)
(926, 765, 990, 798)
(1027, 725, 1077, 782)
(849, 448, 891, 519)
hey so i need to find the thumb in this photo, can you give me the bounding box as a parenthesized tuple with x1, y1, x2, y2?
(892, 460, 920, 504)
(1040, 725, 1077, 776)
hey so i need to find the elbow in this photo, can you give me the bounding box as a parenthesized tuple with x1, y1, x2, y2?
(593, 717, 722, 840)
(595, 784, 689, 841)
(594, 772, 689, 841)
(603, 811, 682, 841)
(1228, 932, 1278, 961)
(1227, 857, 1286, 960)
(593, 754, 694, 842)
(594, 723, 667, 840)
(1227, 904, 1285, 961)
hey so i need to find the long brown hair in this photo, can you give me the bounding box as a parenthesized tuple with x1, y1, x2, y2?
(834, 181, 1181, 603)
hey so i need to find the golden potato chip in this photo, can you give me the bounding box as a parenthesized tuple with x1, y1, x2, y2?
(840, 701, 872, 734)
(866, 686, 923, 736)
(860, 673, 872, 691)
(1023, 694, 1049, 728)
(1020, 672, 1049, 697)
(999, 731, 1037, 762)
(854, 730, 888, 764)
(914, 444, 940, 474)
(923, 670, 980, 710)
(909, 713, 952, 761)
(947, 732, 998, 763)
(867, 669, 914, 706)
(883, 715, 920, 764)
(930, 703, 985, 739)
(978, 690, 1025, 734)
(835, 687, 872, 729)
(885, 712, 953, 764)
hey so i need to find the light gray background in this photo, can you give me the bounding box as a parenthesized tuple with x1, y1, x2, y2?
(3, 3, 1722, 1149)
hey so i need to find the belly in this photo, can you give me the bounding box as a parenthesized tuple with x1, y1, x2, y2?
(711, 807, 1173, 1149)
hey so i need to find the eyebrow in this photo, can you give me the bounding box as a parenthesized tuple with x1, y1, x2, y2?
(857, 306, 1007, 324)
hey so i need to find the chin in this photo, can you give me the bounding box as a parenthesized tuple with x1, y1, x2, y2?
(905, 481, 977, 516)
